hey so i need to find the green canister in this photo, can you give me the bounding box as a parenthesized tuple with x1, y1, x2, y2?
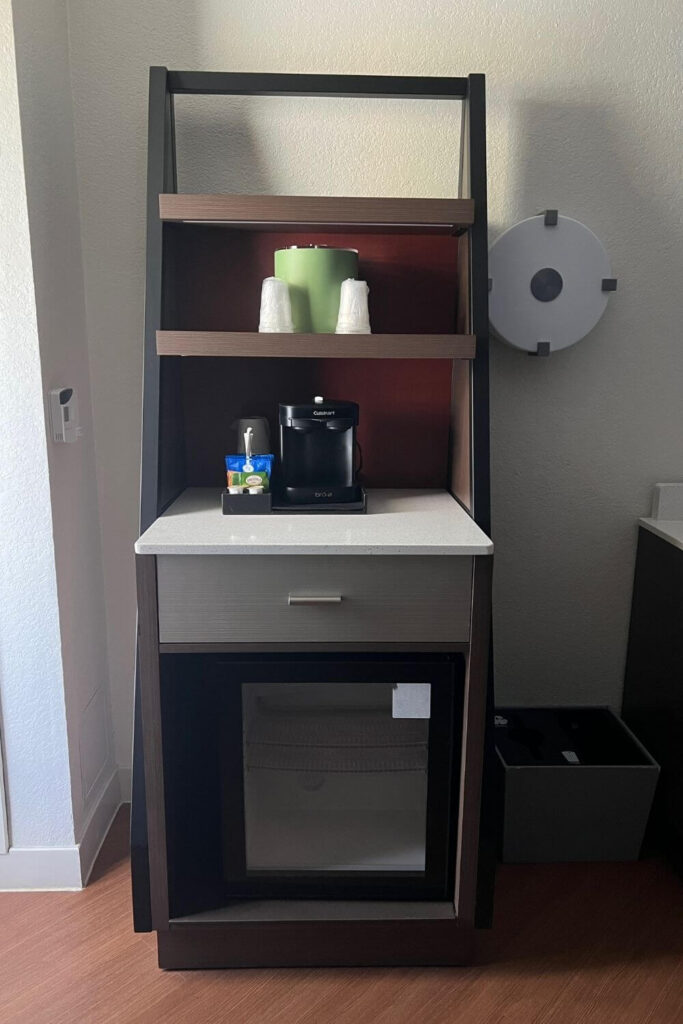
(274, 245, 358, 333)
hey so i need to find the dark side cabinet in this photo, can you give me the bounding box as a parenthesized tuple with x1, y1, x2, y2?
(623, 527, 683, 870)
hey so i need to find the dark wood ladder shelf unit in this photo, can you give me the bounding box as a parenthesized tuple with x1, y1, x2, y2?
(133, 68, 493, 970)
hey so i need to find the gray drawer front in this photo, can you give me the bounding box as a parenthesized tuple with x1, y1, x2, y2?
(156, 555, 472, 644)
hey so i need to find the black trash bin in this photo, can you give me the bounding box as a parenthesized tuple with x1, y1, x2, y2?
(495, 707, 659, 863)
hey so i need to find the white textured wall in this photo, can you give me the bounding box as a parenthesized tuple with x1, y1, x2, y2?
(0, 0, 74, 847)
(65, 0, 682, 763)
(11, 0, 117, 837)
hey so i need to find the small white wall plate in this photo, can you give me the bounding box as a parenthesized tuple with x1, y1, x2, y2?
(49, 386, 80, 443)
(489, 214, 615, 353)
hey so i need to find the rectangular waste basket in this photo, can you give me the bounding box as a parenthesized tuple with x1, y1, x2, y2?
(496, 707, 659, 863)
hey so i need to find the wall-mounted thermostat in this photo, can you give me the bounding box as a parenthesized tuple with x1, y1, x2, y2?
(488, 211, 617, 355)
(49, 387, 80, 443)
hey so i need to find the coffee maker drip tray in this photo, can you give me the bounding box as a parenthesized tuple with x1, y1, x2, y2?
(272, 486, 367, 515)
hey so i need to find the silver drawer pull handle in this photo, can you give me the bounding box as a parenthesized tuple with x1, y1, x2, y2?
(288, 594, 343, 605)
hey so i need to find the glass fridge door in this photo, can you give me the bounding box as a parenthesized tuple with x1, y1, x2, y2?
(218, 656, 462, 900)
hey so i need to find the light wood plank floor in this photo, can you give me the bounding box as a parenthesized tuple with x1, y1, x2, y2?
(1, 807, 682, 1023)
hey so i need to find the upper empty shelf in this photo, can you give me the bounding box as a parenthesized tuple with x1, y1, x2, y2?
(158, 194, 475, 234)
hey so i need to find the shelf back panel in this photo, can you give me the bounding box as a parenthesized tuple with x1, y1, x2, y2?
(161, 222, 468, 492)
(180, 356, 452, 489)
(163, 224, 460, 334)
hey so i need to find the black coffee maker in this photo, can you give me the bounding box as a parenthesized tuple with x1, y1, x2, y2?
(278, 397, 363, 508)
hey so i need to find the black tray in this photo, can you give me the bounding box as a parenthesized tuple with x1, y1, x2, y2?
(222, 491, 272, 515)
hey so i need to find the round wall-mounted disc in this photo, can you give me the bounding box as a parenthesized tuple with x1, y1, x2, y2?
(488, 215, 613, 352)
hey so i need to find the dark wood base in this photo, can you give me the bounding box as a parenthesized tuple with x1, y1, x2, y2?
(157, 920, 474, 969)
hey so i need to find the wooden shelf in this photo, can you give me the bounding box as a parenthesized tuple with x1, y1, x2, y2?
(159, 194, 474, 234)
(171, 900, 456, 925)
(156, 331, 476, 360)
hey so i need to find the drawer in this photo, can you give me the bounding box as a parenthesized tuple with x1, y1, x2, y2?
(156, 555, 472, 645)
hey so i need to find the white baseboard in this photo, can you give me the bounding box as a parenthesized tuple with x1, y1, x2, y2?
(0, 845, 83, 891)
(0, 765, 129, 891)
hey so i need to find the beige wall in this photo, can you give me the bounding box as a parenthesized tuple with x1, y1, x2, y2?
(11, 0, 118, 837)
(0, 0, 74, 849)
(63, 0, 682, 763)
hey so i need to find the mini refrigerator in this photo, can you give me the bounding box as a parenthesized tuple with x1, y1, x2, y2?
(161, 653, 465, 917)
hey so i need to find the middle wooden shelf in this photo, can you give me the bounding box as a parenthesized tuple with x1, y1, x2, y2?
(156, 331, 476, 360)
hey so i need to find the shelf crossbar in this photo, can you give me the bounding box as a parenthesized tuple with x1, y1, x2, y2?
(166, 71, 468, 100)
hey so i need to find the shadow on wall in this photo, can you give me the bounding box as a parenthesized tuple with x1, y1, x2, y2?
(490, 96, 683, 707)
(507, 94, 683, 354)
(174, 96, 272, 193)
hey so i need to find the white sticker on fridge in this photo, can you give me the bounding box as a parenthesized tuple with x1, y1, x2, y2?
(392, 683, 431, 719)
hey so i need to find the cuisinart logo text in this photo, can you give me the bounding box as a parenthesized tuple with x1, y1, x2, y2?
(312, 409, 335, 416)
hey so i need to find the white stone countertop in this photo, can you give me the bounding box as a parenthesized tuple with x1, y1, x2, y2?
(639, 483, 683, 552)
(639, 518, 683, 553)
(135, 488, 493, 556)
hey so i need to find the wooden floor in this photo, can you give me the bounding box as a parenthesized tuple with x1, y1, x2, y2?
(1, 808, 682, 1024)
